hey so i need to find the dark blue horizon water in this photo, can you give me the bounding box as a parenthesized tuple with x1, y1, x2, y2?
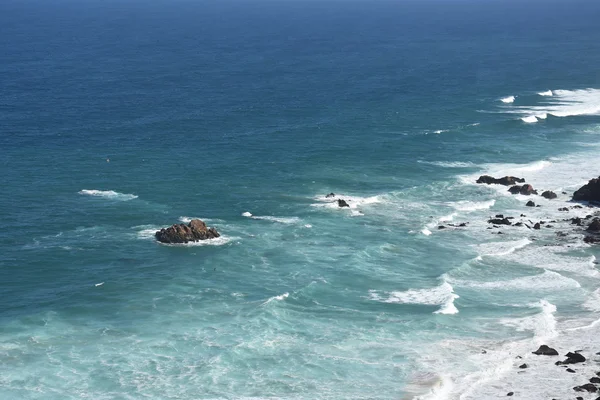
(1, 0, 600, 398)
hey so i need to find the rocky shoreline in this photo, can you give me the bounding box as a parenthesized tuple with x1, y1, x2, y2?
(435, 175, 600, 245)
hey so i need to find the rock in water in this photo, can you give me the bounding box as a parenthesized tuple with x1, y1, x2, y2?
(508, 185, 523, 194)
(587, 218, 600, 233)
(326, 193, 336, 198)
(520, 184, 537, 195)
(573, 176, 600, 202)
(573, 383, 597, 393)
(526, 200, 536, 207)
(557, 352, 586, 365)
(337, 199, 350, 208)
(476, 175, 525, 185)
(532, 345, 558, 355)
(155, 219, 220, 244)
(488, 218, 512, 225)
(542, 190, 558, 199)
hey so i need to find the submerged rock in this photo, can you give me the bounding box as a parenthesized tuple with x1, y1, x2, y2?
(155, 219, 220, 244)
(326, 193, 336, 198)
(573, 176, 600, 202)
(532, 345, 558, 356)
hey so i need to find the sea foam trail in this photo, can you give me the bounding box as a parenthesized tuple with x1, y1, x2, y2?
(449, 199, 495, 212)
(449, 270, 581, 291)
(242, 212, 301, 224)
(369, 281, 459, 314)
(79, 189, 138, 201)
(500, 96, 515, 103)
(476, 238, 531, 257)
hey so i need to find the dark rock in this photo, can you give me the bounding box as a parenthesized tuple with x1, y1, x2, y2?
(519, 363, 528, 369)
(567, 368, 576, 373)
(546, 225, 553, 228)
(326, 193, 336, 198)
(488, 218, 512, 225)
(520, 184, 538, 195)
(508, 185, 522, 194)
(541, 190, 558, 199)
(337, 199, 350, 208)
(507, 392, 514, 396)
(155, 219, 220, 244)
(574, 383, 598, 393)
(591, 377, 600, 384)
(587, 218, 600, 232)
(572, 217, 583, 225)
(459, 223, 467, 227)
(520, 214, 526, 217)
(532, 345, 559, 355)
(526, 200, 536, 207)
(514, 222, 523, 227)
(585, 236, 600, 244)
(573, 176, 600, 202)
(476, 175, 525, 185)
(562, 352, 586, 364)
(438, 225, 446, 229)
(533, 222, 541, 230)
(495, 214, 504, 218)
(559, 207, 569, 211)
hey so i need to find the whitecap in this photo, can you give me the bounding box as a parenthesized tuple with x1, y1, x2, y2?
(421, 228, 432, 236)
(418, 160, 475, 168)
(476, 238, 531, 257)
(521, 115, 538, 123)
(263, 292, 289, 305)
(434, 129, 449, 134)
(79, 189, 138, 201)
(538, 90, 553, 96)
(242, 212, 300, 224)
(449, 199, 495, 212)
(312, 193, 382, 211)
(450, 270, 581, 291)
(500, 300, 558, 340)
(369, 281, 459, 314)
(500, 96, 515, 103)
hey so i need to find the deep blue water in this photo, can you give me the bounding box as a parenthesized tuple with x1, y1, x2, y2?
(1, 0, 600, 398)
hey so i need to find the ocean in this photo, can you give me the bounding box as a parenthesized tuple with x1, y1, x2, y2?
(1, 0, 600, 398)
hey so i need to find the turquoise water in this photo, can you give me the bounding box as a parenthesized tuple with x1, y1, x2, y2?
(1, 0, 600, 398)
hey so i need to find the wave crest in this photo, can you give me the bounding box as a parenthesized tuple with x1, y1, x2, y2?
(79, 189, 138, 201)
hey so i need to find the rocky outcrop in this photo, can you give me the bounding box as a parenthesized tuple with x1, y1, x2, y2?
(556, 352, 586, 365)
(488, 217, 511, 225)
(326, 193, 336, 198)
(541, 191, 557, 199)
(508, 184, 537, 195)
(155, 219, 220, 244)
(532, 345, 558, 356)
(573, 177, 600, 202)
(526, 201, 535, 207)
(476, 175, 525, 185)
(337, 199, 350, 208)
(587, 218, 600, 232)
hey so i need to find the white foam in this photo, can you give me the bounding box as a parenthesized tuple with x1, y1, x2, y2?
(500, 300, 558, 341)
(521, 115, 538, 123)
(501, 96, 515, 103)
(421, 228, 432, 236)
(449, 199, 495, 212)
(506, 88, 600, 119)
(502, 245, 599, 277)
(369, 281, 459, 314)
(158, 235, 235, 247)
(242, 212, 300, 224)
(312, 193, 382, 211)
(79, 189, 138, 201)
(304, 224, 312, 228)
(476, 238, 531, 257)
(450, 270, 581, 291)
(263, 292, 289, 305)
(538, 90, 553, 96)
(95, 282, 104, 287)
(135, 225, 163, 239)
(418, 160, 475, 168)
(434, 129, 449, 134)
